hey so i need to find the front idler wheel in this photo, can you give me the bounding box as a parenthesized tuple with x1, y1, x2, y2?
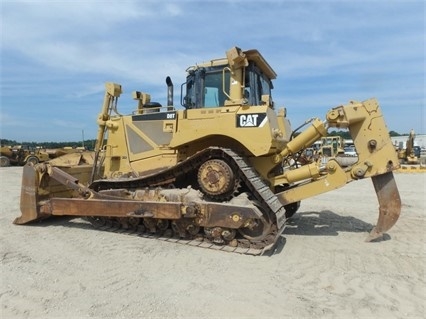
(238, 201, 273, 241)
(238, 218, 272, 241)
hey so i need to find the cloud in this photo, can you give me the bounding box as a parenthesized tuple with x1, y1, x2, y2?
(1, 0, 424, 141)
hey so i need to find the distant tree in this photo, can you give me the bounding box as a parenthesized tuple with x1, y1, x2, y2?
(0, 139, 18, 146)
(327, 130, 403, 139)
(327, 130, 351, 140)
(0, 138, 97, 150)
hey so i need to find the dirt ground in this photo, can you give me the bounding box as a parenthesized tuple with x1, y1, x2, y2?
(1, 167, 425, 319)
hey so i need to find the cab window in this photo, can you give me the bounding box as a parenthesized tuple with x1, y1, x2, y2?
(245, 62, 273, 107)
(204, 70, 229, 107)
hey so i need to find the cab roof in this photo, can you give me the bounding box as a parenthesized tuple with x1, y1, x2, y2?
(193, 48, 277, 80)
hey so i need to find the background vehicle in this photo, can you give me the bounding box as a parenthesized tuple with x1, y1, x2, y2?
(319, 136, 345, 157)
(397, 130, 419, 165)
(317, 136, 357, 166)
(0, 145, 49, 167)
(15, 47, 401, 255)
(344, 146, 357, 156)
(45, 146, 87, 159)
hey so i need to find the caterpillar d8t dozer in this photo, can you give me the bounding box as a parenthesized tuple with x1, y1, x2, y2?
(16, 47, 401, 255)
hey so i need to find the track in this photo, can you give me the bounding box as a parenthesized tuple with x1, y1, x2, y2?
(87, 216, 280, 255)
(88, 148, 288, 255)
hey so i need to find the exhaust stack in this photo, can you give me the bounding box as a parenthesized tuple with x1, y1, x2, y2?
(166, 76, 173, 108)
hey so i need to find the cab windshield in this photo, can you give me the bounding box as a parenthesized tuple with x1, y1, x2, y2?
(182, 62, 273, 108)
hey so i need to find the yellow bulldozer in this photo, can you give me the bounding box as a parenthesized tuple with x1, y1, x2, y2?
(15, 47, 401, 255)
(1, 145, 50, 167)
(317, 136, 359, 167)
(0, 145, 85, 167)
(397, 129, 419, 165)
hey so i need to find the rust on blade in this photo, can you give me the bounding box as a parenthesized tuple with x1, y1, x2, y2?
(15, 164, 41, 224)
(367, 171, 401, 242)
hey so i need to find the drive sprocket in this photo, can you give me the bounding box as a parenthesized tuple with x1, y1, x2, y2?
(197, 159, 237, 200)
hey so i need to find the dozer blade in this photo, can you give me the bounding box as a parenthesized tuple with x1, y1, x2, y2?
(15, 164, 41, 225)
(367, 171, 401, 242)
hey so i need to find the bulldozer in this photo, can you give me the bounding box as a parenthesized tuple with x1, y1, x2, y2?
(319, 136, 345, 158)
(317, 136, 358, 167)
(15, 47, 401, 255)
(397, 129, 419, 165)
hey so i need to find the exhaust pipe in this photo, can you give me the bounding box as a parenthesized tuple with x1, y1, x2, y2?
(166, 76, 173, 109)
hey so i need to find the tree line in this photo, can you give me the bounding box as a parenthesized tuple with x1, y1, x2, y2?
(0, 139, 97, 150)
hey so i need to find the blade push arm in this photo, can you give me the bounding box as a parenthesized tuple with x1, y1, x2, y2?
(90, 83, 122, 183)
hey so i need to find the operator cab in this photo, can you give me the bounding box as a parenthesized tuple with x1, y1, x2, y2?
(182, 47, 276, 109)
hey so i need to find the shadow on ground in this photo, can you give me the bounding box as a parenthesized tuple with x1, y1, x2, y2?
(283, 210, 373, 236)
(265, 210, 392, 256)
(13, 209, 390, 257)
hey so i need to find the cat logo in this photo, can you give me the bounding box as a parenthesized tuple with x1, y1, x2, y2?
(236, 113, 267, 128)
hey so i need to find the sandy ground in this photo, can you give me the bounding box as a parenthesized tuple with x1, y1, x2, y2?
(0, 167, 425, 319)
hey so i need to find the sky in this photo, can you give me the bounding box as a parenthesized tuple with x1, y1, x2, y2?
(1, 0, 424, 143)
